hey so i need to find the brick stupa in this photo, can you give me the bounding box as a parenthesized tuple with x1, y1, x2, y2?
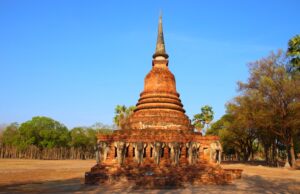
(85, 16, 242, 187)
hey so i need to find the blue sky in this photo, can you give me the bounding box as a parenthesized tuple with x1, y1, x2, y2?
(1, 0, 299, 128)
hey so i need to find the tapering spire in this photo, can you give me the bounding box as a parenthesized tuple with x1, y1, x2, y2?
(153, 13, 169, 59)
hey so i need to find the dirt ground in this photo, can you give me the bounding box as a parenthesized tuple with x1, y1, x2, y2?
(0, 159, 299, 194)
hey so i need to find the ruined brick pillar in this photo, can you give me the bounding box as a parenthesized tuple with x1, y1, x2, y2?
(124, 144, 133, 164)
(164, 147, 169, 158)
(160, 146, 170, 165)
(128, 144, 133, 158)
(106, 143, 115, 163)
(179, 146, 188, 165)
(145, 145, 151, 161)
(147, 146, 154, 163)
(198, 147, 203, 161)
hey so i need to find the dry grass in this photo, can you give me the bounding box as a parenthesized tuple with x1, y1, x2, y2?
(0, 159, 299, 194)
(0, 159, 94, 185)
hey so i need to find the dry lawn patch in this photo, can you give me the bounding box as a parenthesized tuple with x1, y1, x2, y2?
(0, 159, 299, 193)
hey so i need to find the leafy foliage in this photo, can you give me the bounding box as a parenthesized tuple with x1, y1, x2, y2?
(1, 123, 20, 146)
(18, 116, 69, 149)
(210, 50, 300, 166)
(287, 34, 300, 72)
(0, 117, 114, 159)
(113, 105, 135, 129)
(192, 105, 214, 133)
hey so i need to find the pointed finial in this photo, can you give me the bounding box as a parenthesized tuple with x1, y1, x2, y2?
(153, 13, 169, 59)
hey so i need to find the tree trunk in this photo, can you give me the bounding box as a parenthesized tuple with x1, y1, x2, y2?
(284, 143, 292, 168)
(289, 138, 297, 169)
(248, 142, 253, 161)
(271, 142, 279, 167)
(264, 144, 270, 165)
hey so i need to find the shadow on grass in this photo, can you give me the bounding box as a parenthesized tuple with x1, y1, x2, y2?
(0, 178, 134, 194)
(166, 175, 300, 194)
(237, 174, 300, 194)
(223, 160, 300, 171)
(0, 174, 299, 194)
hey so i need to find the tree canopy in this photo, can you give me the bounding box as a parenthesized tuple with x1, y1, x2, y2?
(0, 117, 113, 160)
(208, 50, 300, 167)
(287, 34, 300, 72)
(18, 116, 69, 149)
(113, 105, 135, 129)
(192, 105, 214, 133)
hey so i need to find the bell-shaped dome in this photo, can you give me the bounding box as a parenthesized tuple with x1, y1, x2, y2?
(144, 65, 176, 94)
(126, 15, 192, 131)
(135, 60, 185, 113)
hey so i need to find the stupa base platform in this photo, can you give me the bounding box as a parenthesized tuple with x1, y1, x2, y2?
(85, 162, 242, 188)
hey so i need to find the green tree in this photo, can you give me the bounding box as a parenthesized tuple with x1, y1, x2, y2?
(206, 116, 226, 136)
(69, 127, 89, 149)
(225, 93, 261, 161)
(85, 128, 97, 148)
(69, 127, 97, 159)
(1, 123, 20, 146)
(113, 105, 135, 129)
(192, 105, 214, 133)
(287, 34, 300, 72)
(18, 116, 69, 149)
(206, 113, 249, 160)
(205, 115, 237, 157)
(239, 50, 300, 168)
